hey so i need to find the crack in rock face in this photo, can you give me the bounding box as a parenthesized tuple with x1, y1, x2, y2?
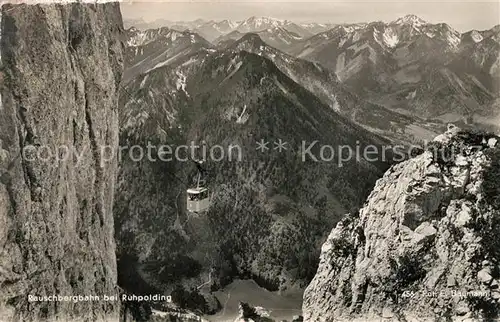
(0, 3, 124, 321)
(303, 128, 500, 322)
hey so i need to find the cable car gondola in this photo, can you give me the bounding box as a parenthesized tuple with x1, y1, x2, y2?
(186, 160, 211, 214)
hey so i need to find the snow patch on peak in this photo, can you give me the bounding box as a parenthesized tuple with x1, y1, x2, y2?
(447, 33, 461, 47)
(242, 16, 284, 28)
(228, 20, 238, 29)
(471, 30, 484, 43)
(393, 14, 427, 27)
(373, 27, 398, 49)
(341, 25, 355, 33)
(382, 27, 399, 48)
(127, 28, 188, 47)
(169, 30, 180, 42)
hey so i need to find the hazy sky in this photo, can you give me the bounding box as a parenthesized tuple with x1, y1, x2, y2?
(120, 1, 499, 32)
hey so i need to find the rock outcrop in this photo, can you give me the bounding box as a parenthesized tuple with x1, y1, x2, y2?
(0, 3, 123, 322)
(233, 302, 272, 322)
(303, 127, 500, 321)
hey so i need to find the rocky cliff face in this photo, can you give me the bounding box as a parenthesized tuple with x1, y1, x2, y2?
(303, 127, 500, 321)
(0, 3, 123, 322)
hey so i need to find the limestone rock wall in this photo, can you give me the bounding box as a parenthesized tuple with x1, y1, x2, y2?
(0, 3, 124, 321)
(303, 128, 500, 321)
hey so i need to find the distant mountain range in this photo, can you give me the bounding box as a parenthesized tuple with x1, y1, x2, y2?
(124, 16, 335, 41)
(123, 15, 499, 143)
(288, 15, 500, 123)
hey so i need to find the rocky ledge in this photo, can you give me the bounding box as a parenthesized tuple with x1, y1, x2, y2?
(303, 126, 500, 321)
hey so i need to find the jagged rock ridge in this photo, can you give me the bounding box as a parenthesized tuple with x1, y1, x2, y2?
(0, 3, 124, 322)
(303, 127, 500, 321)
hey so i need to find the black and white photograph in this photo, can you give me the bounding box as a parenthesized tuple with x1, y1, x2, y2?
(0, 0, 499, 321)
